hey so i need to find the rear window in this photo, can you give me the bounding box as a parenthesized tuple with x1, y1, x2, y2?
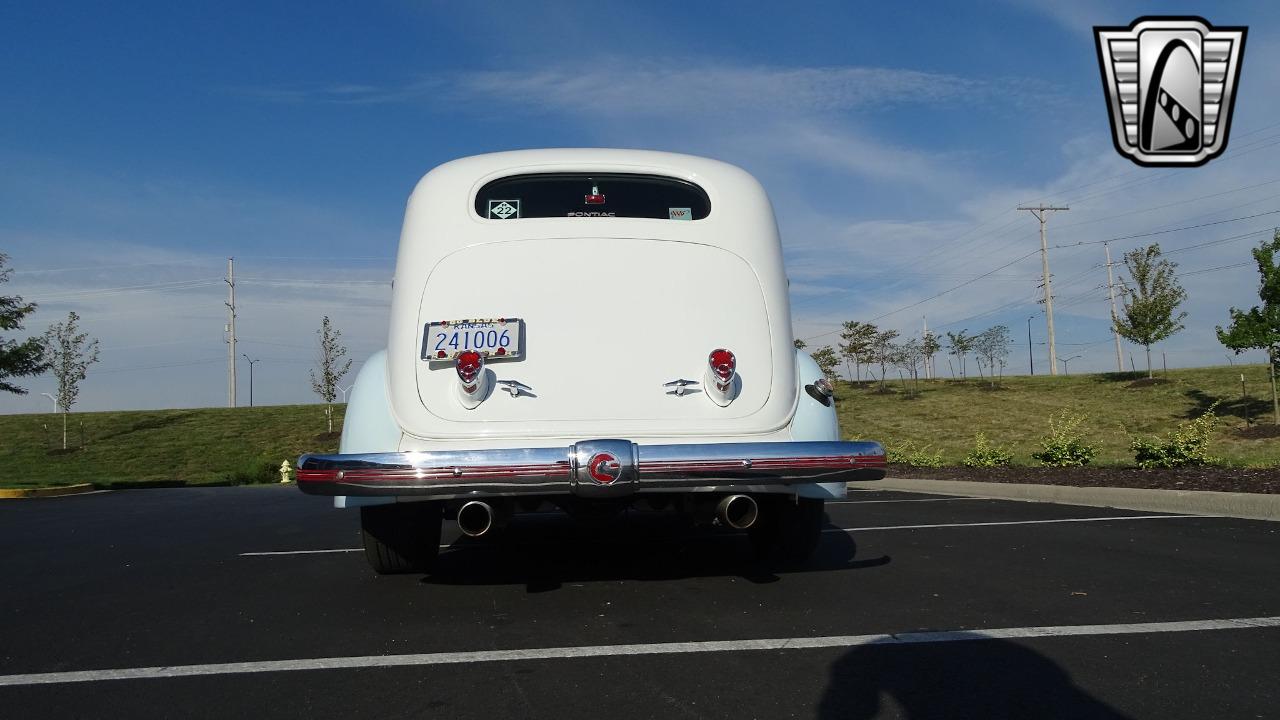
(475, 173, 711, 221)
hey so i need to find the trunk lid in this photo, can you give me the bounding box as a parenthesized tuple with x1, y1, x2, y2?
(409, 237, 780, 435)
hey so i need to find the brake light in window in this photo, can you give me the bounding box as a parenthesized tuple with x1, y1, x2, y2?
(584, 183, 606, 205)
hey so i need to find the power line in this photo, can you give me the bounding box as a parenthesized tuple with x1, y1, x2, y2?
(800, 216, 1274, 343)
(1162, 228, 1273, 255)
(237, 278, 390, 286)
(35, 279, 223, 301)
(13, 261, 216, 275)
(1055, 179, 1280, 231)
(1052, 209, 1280, 250)
(800, 248, 1042, 341)
(819, 133, 1280, 303)
(1182, 261, 1254, 277)
(94, 358, 224, 374)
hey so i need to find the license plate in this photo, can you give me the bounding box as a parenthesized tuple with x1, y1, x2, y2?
(422, 318, 523, 360)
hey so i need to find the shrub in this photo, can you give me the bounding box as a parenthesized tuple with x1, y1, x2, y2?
(222, 457, 278, 485)
(1131, 405, 1220, 469)
(886, 440, 945, 468)
(1032, 412, 1097, 467)
(963, 432, 1013, 468)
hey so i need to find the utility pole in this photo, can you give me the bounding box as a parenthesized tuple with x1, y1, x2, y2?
(1018, 204, 1068, 376)
(922, 316, 931, 380)
(225, 257, 237, 408)
(1104, 242, 1124, 372)
(243, 355, 259, 407)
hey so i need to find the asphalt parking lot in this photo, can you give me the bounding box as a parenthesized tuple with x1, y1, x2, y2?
(1, 485, 1277, 719)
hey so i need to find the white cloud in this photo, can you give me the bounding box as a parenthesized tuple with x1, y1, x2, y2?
(236, 63, 1019, 117)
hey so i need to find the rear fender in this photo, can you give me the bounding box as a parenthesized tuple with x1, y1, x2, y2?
(790, 350, 845, 500)
(335, 350, 400, 508)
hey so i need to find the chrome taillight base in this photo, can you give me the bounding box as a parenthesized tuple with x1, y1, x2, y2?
(455, 351, 492, 409)
(704, 348, 739, 406)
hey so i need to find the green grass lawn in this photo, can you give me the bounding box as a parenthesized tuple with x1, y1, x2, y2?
(837, 364, 1280, 468)
(1, 364, 1276, 489)
(0, 404, 344, 489)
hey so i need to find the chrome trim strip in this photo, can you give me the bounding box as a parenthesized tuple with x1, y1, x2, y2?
(297, 440, 886, 497)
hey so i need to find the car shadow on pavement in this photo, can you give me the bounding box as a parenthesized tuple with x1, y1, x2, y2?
(421, 510, 890, 591)
(818, 635, 1134, 719)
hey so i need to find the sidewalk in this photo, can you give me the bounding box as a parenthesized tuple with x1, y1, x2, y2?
(851, 477, 1280, 521)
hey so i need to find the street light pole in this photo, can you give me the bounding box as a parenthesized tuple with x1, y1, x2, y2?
(1026, 315, 1035, 376)
(40, 392, 57, 413)
(242, 355, 260, 407)
(1057, 354, 1082, 376)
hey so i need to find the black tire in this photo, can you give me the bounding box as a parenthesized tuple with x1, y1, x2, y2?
(360, 501, 442, 575)
(749, 497, 825, 569)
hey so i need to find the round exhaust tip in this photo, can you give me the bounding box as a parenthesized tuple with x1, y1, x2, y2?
(457, 500, 494, 537)
(717, 494, 759, 530)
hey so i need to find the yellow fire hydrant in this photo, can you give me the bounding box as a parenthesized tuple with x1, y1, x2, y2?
(279, 460, 293, 484)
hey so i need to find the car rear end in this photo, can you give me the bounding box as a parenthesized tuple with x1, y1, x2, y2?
(297, 149, 885, 573)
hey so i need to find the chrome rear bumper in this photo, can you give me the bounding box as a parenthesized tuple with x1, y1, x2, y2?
(297, 439, 885, 499)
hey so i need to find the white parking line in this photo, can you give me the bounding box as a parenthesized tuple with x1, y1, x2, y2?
(241, 514, 1212, 557)
(824, 514, 1210, 533)
(2, 615, 1277, 687)
(239, 548, 362, 557)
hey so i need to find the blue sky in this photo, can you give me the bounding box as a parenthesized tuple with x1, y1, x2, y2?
(2, 1, 1278, 412)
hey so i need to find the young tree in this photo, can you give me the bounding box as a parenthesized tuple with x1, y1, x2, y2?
(310, 315, 353, 434)
(870, 328, 900, 392)
(839, 320, 879, 382)
(42, 311, 100, 449)
(792, 338, 807, 350)
(0, 253, 49, 394)
(921, 330, 942, 381)
(895, 338, 925, 395)
(946, 330, 971, 379)
(1114, 243, 1187, 378)
(973, 325, 1012, 388)
(810, 345, 841, 383)
(1216, 230, 1280, 423)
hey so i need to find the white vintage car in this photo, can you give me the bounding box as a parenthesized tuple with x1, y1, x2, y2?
(298, 149, 885, 574)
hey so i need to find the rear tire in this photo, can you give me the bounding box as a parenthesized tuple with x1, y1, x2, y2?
(749, 497, 825, 569)
(360, 502, 442, 574)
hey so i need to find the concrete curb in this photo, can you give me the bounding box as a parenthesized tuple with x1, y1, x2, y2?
(0, 483, 97, 500)
(850, 477, 1280, 522)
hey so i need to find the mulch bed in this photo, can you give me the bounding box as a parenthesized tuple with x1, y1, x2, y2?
(889, 464, 1280, 495)
(1235, 425, 1280, 440)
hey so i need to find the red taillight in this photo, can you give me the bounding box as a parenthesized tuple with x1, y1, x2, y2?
(708, 348, 736, 384)
(456, 350, 484, 387)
